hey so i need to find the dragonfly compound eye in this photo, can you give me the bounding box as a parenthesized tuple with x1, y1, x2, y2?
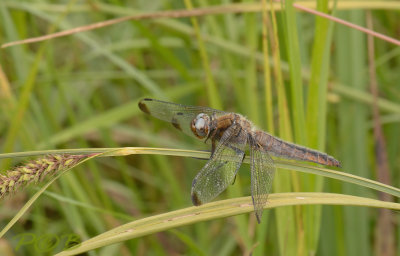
(191, 113, 210, 139)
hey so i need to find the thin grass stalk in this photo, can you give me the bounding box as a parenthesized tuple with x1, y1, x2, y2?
(1, 45, 46, 169)
(243, 8, 260, 125)
(60, 168, 106, 232)
(0, 56, 15, 106)
(366, 11, 395, 256)
(57, 90, 114, 224)
(183, 0, 222, 109)
(134, 23, 192, 82)
(252, 1, 275, 254)
(0, 9, 37, 152)
(91, 98, 144, 212)
(261, 1, 274, 135)
(91, 99, 131, 211)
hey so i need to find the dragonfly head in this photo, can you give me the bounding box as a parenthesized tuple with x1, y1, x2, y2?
(191, 113, 210, 139)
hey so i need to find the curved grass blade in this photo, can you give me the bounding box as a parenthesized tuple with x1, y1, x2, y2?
(55, 193, 400, 256)
(1, 147, 400, 199)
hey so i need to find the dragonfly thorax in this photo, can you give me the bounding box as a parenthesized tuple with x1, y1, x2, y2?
(191, 113, 211, 139)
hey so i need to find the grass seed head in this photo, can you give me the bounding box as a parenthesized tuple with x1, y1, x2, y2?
(0, 154, 88, 199)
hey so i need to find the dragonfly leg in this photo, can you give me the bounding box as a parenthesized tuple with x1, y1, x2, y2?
(231, 153, 245, 185)
(211, 139, 216, 158)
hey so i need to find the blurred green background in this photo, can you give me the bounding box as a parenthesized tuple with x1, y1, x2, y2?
(1, 0, 400, 255)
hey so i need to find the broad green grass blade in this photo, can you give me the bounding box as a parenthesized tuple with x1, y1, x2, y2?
(281, 0, 306, 145)
(304, 0, 336, 252)
(277, 0, 302, 254)
(266, 1, 297, 254)
(336, 10, 370, 256)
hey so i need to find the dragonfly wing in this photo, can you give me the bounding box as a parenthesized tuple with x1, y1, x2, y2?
(138, 98, 226, 139)
(191, 123, 247, 205)
(248, 136, 276, 223)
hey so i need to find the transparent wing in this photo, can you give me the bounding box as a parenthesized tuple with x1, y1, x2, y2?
(248, 136, 276, 223)
(191, 124, 247, 205)
(138, 98, 226, 139)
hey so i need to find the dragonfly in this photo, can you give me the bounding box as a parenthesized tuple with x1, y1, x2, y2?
(138, 98, 341, 223)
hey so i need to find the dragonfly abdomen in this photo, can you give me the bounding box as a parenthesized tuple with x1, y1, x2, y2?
(254, 131, 341, 167)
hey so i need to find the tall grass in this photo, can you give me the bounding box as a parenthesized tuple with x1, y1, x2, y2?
(1, 1, 400, 255)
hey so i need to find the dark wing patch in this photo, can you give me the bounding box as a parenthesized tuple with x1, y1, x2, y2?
(171, 117, 182, 131)
(138, 101, 151, 114)
(191, 190, 202, 206)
